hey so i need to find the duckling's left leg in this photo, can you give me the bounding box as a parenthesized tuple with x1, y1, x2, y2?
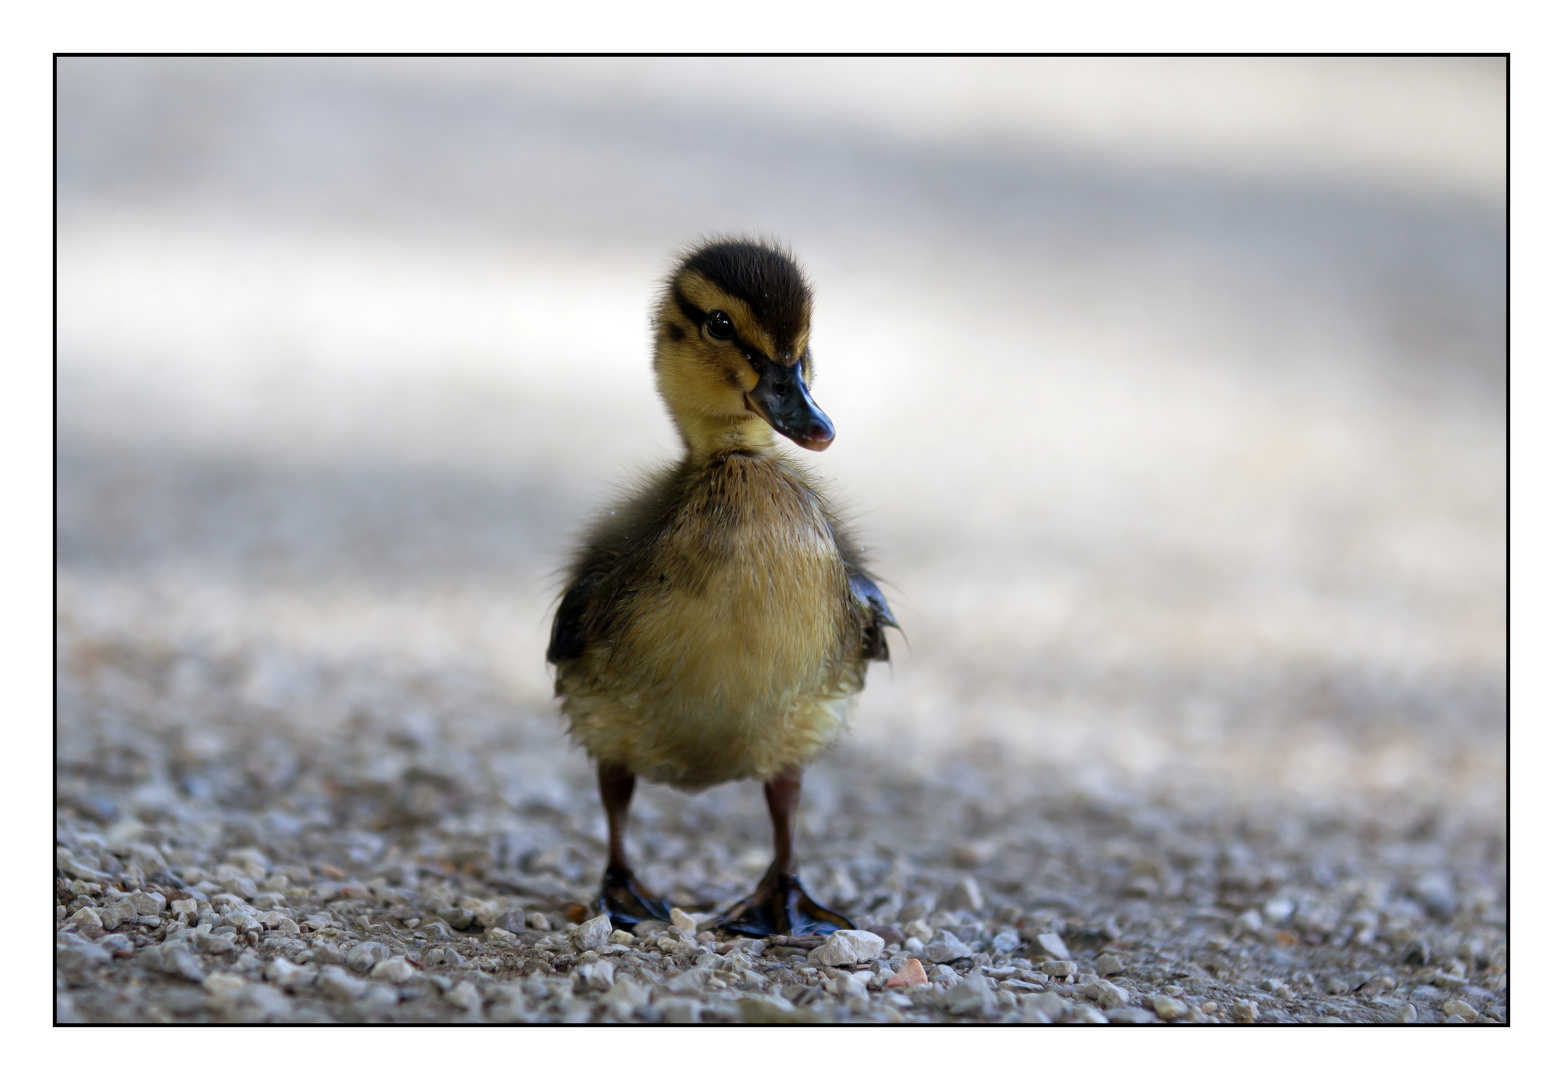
(716, 766, 855, 938)
(596, 761, 672, 930)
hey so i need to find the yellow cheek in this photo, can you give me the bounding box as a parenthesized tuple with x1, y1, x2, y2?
(699, 347, 758, 394)
(733, 362, 761, 393)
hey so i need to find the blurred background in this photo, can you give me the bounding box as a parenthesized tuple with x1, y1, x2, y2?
(56, 57, 1506, 823)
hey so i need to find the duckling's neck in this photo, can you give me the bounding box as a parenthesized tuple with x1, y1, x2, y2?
(676, 412, 779, 463)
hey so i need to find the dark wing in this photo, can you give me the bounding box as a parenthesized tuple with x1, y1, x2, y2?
(546, 570, 604, 664)
(849, 569, 897, 662)
(548, 463, 687, 668)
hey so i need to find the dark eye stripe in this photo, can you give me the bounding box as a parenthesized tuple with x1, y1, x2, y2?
(673, 289, 767, 371)
(672, 290, 707, 332)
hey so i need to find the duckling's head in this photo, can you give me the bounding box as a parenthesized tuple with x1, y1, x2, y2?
(653, 238, 833, 458)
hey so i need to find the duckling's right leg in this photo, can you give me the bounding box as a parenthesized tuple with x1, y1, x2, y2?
(596, 761, 672, 930)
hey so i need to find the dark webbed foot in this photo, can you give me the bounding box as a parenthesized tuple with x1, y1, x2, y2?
(598, 865, 671, 931)
(716, 869, 855, 938)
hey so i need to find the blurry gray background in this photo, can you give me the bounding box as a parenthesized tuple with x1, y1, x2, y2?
(57, 56, 1505, 820)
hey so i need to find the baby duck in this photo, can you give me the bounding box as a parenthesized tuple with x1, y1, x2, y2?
(547, 238, 896, 937)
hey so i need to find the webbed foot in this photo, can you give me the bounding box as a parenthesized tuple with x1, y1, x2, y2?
(716, 870, 855, 938)
(598, 865, 671, 930)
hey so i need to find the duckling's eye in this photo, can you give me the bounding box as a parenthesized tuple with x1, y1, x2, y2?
(705, 311, 735, 341)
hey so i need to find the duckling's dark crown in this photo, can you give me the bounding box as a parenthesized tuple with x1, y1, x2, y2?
(669, 239, 812, 350)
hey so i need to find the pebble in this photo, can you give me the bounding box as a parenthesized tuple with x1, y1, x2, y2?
(56, 941, 110, 981)
(929, 963, 959, 986)
(659, 998, 701, 1024)
(1394, 1003, 1417, 1023)
(66, 906, 102, 932)
(1442, 999, 1478, 1021)
(945, 972, 997, 1015)
(97, 933, 134, 957)
(155, 943, 206, 982)
(1106, 1007, 1156, 1023)
(923, 930, 974, 963)
(656, 935, 695, 958)
(1096, 954, 1124, 976)
(318, 967, 369, 1001)
(1263, 897, 1296, 924)
(1415, 873, 1458, 918)
(100, 900, 136, 931)
(1037, 960, 1076, 977)
(601, 978, 649, 1010)
(832, 972, 869, 1001)
(1153, 995, 1189, 1021)
(128, 890, 166, 916)
(203, 972, 248, 1002)
(370, 957, 418, 983)
(264, 957, 315, 988)
(247, 984, 294, 1019)
(445, 981, 483, 1011)
(193, 931, 236, 955)
(740, 995, 817, 1023)
(56, 853, 106, 883)
(885, 958, 928, 987)
(939, 876, 984, 913)
(950, 841, 996, 867)
(809, 929, 885, 966)
(990, 928, 1021, 954)
(1234, 910, 1264, 935)
(670, 908, 699, 932)
(1033, 992, 1068, 1021)
(579, 960, 616, 992)
(1081, 979, 1129, 1010)
(1232, 1000, 1259, 1022)
(221, 875, 259, 900)
(439, 906, 476, 930)
(1072, 1004, 1108, 1024)
(1362, 974, 1396, 996)
(1029, 931, 1070, 961)
(665, 969, 707, 993)
(571, 914, 614, 952)
(358, 985, 399, 1016)
(346, 941, 391, 972)
(312, 942, 345, 965)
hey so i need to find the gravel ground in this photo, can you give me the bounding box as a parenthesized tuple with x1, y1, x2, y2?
(54, 58, 1507, 1025)
(55, 614, 1506, 1025)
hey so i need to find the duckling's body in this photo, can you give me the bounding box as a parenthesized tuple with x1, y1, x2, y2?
(548, 238, 894, 936)
(554, 451, 871, 790)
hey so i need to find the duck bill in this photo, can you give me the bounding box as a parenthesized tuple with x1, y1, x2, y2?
(745, 361, 835, 451)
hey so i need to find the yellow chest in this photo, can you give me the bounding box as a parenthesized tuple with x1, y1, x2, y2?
(617, 454, 847, 710)
(558, 452, 862, 787)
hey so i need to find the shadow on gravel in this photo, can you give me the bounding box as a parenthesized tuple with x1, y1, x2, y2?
(56, 438, 579, 588)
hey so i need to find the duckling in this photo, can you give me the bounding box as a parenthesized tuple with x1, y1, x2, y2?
(547, 238, 896, 937)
